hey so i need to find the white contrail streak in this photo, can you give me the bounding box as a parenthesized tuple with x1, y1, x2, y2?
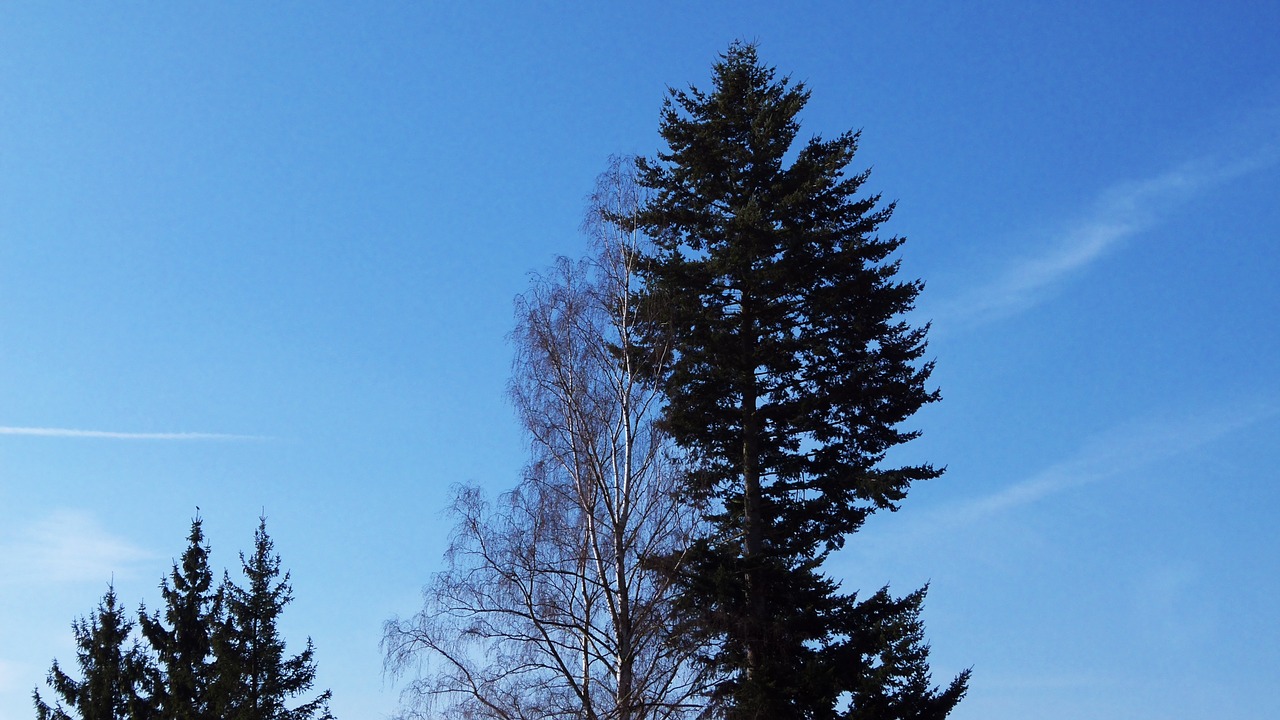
(0, 426, 266, 441)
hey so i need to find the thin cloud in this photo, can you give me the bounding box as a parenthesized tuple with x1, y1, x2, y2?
(849, 398, 1279, 563)
(936, 147, 1279, 327)
(982, 670, 1116, 692)
(0, 509, 157, 586)
(0, 658, 16, 694)
(948, 398, 1279, 528)
(0, 426, 267, 441)
(1130, 560, 1208, 650)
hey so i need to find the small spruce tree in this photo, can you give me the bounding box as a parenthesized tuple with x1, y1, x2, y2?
(138, 515, 219, 720)
(34, 585, 152, 720)
(213, 517, 333, 720)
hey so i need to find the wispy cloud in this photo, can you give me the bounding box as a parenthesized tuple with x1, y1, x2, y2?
(850, 398, 1279, 565)
(936, 147, 1279, 327)
(1129, 560, 1210, 650)
(0, 658, 17, 694)
(981, 670, 1117, 692)
(945, 398, 1279, 528)
(0, 509, 157, 585)
(0, 426, 266, 441)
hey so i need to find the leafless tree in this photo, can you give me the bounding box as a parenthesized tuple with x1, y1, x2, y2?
(384, 157, 701, 720)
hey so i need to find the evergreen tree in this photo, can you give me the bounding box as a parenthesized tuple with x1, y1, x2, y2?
(635, 42, 968, 719)
(138, 516, 219, 720)
(214, 518, 333, 720)
(35, 585, 152, 720)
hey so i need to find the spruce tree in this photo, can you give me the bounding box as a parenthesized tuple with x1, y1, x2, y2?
(138, 516, 219, 720)
(635, 42, 968, 719)
(213, 518, 332, 720)
(35, 585, 152, 720)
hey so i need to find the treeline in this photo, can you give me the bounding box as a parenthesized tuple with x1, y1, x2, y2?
(34, 518, 332, 720)
(383, 42, 968, 720)
(40, 41, 969, 720)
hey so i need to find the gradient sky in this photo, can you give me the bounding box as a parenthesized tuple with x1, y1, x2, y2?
(2, 3, 1278, 719)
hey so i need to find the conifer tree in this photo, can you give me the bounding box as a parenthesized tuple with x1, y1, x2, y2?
(34, 585, 152, 720)
(213, 518, 333, 720)
(138, 516, 219, 720)
(635, 42, 968, 719)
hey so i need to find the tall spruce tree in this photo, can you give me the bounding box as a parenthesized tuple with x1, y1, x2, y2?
(635, 43, 968, 719)
(138, 516, 219, 720)
(34, 585, 152, 720)
(213, 518, 332, 720)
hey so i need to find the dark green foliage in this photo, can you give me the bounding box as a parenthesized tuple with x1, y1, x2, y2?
(836, 587, 969, 720)
(35, 516, 333, 720)
(636, 42, 968, 718)
(138, 517, 219, 720)
(34, 586, 152, 720)
(213, 518, 332, 720)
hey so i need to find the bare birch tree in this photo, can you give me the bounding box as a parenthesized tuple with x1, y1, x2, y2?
(384, 157, 700, 720)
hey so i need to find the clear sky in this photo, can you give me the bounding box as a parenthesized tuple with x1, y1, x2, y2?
(2, 2, 1278, 719)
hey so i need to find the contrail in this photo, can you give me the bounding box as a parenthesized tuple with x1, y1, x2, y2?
(0, 426, 267, 441)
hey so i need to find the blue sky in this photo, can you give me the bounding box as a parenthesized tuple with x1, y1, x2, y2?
(2, 2, 1278, 718)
